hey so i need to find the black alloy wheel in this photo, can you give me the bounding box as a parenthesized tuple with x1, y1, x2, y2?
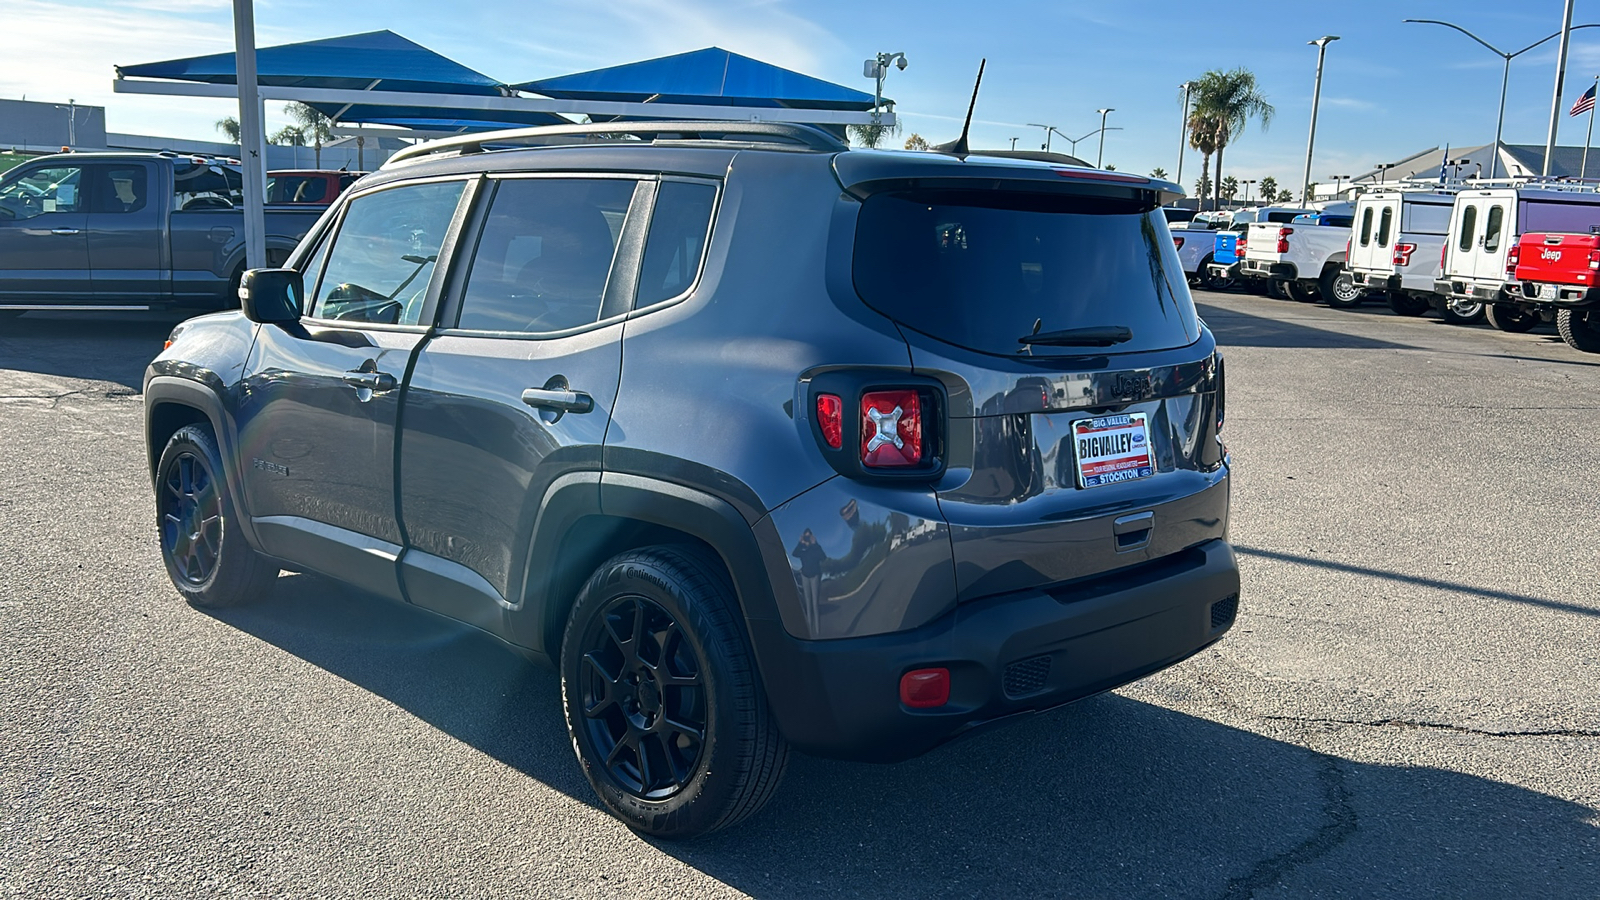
(576, 593, 708, 799)
(161, 450, 223, 585)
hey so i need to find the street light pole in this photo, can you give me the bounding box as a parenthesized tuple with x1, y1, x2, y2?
(1009, 136, 1019, 150)
(1027, 123, 1055, 153)
(1302, 36, 1340, 205)
(1546, 0, 1577, 175)
(1096, 108, 1114, 168)
(1177, 82, 1192, 188)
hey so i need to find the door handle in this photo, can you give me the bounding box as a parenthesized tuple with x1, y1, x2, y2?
(342, 370, 396, 392)
(50, 228, 80, 236)
(521, 388, 594, 414)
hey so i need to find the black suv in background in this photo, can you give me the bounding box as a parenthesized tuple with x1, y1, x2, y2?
(144, 122, 1238, 838)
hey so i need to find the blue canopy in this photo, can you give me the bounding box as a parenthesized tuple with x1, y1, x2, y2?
(514, 47, 879, 112)
(117, 30, 504, 95)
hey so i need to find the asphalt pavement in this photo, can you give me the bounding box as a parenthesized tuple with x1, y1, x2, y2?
(1, 297, 1596, 898)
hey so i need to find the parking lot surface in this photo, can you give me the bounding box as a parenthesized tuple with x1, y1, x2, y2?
(2, 295, 1597, 898)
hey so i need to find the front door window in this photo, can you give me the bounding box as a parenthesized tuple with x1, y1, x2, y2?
(0, 166, 84, 220)
(312, 181, 466, 326)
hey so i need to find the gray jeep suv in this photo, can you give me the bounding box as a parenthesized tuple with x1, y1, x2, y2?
(144, 122, 1238, 838)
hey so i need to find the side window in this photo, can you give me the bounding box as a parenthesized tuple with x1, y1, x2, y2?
(88, 166, 149, 214)
(1484, 205, 1505, 253)
(173, 164, 241, 211)
(1377, 207, 1393, 248)
(1458, 205, 1477, 253)
(637, 181, 718, 307)
(456, 178, 636, 333)
(297, 229, 335, 311)
(0, 166, 84, 220)
(311, 181, 466, 325)
(1359, 207, 1373, 246)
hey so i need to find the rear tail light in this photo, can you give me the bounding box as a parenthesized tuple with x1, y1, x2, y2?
(1277, 227, 1293, 254)
(861, 390, 923, 468)
(815, 394, 843, 449)
(899, 668, 950, 708)
(1589, 249, 1600, 271)
(1506, 244, 1520, 277)
(1236, 236, 1247, 255)
(1215, 356, 1226, 434)
(1394, 242, 1417, 267)
(1173, 236, 1185, 250)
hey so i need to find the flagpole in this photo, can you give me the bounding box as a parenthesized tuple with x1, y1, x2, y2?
(1585, 77, 1598, 180)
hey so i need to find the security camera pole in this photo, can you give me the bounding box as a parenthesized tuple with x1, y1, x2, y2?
(231, 0, 267, 269)
(865, 51, 908, 126)
(1302, 35, 1339, 205)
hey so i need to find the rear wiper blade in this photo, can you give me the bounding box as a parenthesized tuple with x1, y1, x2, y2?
(1019, 326, 1133, 347)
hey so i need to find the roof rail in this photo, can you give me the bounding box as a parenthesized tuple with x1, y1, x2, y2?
(382, 120, 849, 168)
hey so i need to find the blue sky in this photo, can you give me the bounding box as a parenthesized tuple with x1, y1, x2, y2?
(8, 0, 1600, 190)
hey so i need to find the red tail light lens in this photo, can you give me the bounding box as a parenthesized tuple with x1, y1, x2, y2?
(1441, 243, 1448, 270)
(1173, 236, 1185, 250)
(1237, 237, 1247, 254)
(815, 393, 843, 449)
(860, 390, 923, 468)
(1276, 227, 1293, 254)
(1215, 356, 1226, 434)
(1394, 242, 1417, 267)
(1506, 244, 1521, 277)
(899, 668, 950, 708)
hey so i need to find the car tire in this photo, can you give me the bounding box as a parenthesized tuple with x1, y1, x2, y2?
(560, 545, 788, 839)
(1284, 280, 1318, 303)
(1320, 267, 1364, 309)
(1388, 293, 1431, 317)
(155, 424, 279, 608)
(1557, 308, 1600, 352)
(1484, 304, 1539, 333)
(1439, 298, 1486, 325)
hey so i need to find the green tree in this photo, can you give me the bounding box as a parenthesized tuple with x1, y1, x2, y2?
(285, 102, 334, 167)
(1188, 112, 1218, 210)
(1191, 68, 1274, 213)
(1220, 176, 1238, 203)
(1276, 188, 1295, 203)
(848, 120, 900, 149)
(215, 116, 241, 143)
(903, 133, 929, 151)
(1150, 167, 1168, 179)
(1258, 176, 1278, 205)
(1304, 183, 1318, 203)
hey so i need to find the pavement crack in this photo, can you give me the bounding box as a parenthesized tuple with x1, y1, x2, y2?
(0, 389, 136, 408)
(1216, 756, 1357, 900)
(1261, 714, 1600, 739)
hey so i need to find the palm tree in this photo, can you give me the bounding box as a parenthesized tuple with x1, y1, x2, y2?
(1188, 112, 1218, 210)
(1192, 68, 1274, 213)
(1150, 167, 1168, 179)
(285, 102, 334, 167)
(215, 116, 241, 143)
(1220, 176, 1239, 204)
(271, 125, 307, 146)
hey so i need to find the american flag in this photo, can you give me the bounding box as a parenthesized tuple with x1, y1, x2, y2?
(1571, 84, 1596, 117)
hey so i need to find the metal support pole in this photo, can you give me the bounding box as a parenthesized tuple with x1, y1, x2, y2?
(1491, 55, 1511, 179)
(231, 0, 267, 271)
(1176, 83, 1192, 188)
(67, 100, 76, 147)
(1096, 108, 1114, 168)
(1546, 0, 1576, 175)
(1302, 37, 1338, 204)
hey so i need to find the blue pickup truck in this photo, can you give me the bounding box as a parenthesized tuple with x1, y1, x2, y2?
(0, 152, 323, 314)
(1205, 207, 1311, 293)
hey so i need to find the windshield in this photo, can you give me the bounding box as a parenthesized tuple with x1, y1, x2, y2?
(853, 189, 1200, 357)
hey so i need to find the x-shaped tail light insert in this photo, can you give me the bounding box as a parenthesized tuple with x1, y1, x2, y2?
(866, 405, 905, 452)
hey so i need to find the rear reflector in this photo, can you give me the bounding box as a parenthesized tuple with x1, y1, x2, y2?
(861, 390, 923, 468)
(899, 668, 950, 708)
(815, 394, 843, 449)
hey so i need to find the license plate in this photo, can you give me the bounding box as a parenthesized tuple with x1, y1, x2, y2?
(1073, 413, 1155, 488)
(1538, 283, 1559, 301)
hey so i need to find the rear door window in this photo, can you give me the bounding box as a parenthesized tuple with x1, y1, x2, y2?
(1484, 205, 1505, 253)
(1458, 205, 1478, 253)
(1359, 208, 1373, 246)
(1377, 207, 1393, 248)
(455, 177, 637, 333)
(311, 180, 466, 325)
(853, 189, 1199, 356)
(87, 165, 149, 214)
(636, 180, 717, 307)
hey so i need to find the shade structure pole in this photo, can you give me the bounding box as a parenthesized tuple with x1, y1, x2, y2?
(231, 0, 267, 271)
(1176, 83, 1191, 188)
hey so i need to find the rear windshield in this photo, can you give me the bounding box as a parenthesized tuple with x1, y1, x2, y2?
(1522, 200, 1600, 235)
(1404, 202, 1452, 235)
(853, 189, 1200, 357)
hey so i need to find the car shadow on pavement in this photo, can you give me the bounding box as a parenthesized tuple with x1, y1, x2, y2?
(210, 573, 1599, 898)
(1196, 303, 1414, 351)
(0, 310, 188, 391)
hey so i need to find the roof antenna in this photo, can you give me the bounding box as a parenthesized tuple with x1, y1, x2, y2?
(933, 58, 986, 159)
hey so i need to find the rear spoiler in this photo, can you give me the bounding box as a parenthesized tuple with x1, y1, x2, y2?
(832, 153, 1184, 208)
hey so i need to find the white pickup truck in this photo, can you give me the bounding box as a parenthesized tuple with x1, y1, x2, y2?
(1239, 203, 1359, 306)
(1345, 188, 1456, 317)
(1171, 223, 1226, 289)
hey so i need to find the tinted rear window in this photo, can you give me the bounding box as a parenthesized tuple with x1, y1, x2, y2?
(1265, 211, 1301, 223)
(1523, 199, 1600, 234)
(853, 190, 1200, 356)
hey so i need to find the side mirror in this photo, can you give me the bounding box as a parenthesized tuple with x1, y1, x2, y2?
(239, 267, 303, 324)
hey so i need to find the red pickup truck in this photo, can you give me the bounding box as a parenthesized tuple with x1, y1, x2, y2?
(265, 169, 365, 206)
(1511, 230, 1600, 351)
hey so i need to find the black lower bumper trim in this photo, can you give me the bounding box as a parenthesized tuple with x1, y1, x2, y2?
(747, 539, 1242, 762)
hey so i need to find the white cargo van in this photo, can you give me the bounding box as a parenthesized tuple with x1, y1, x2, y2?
(1347, 188, 1456, 317)
(1435, 183, 1600, 325)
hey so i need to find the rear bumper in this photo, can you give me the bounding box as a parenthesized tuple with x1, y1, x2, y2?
(1241, 259, 1297, 280)
(1514, 282, 1600, 307)
(748, 539, 1241, 762)
(1434, 279, 1504, 301)
(1207, 261, 1242, 280)
(1352, 270, 1400, 292)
